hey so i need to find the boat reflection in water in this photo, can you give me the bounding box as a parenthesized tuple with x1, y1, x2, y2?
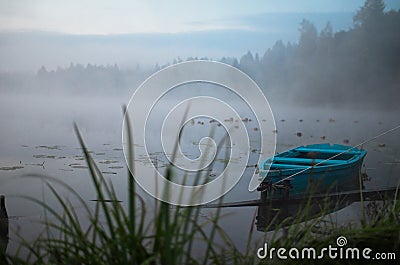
(256, 143, 367, 231)
(203, 143, 399, 232)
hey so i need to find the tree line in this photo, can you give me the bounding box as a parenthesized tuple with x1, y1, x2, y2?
(236, 0, 400, 108)
(1, 0, 399, 108)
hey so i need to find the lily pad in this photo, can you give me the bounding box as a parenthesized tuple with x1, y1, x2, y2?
(70, 165, 88, 169)
(35, 145, 64, 150)
(109, 166, 124, 169)
(59, 168, 74, 172)
(33, 154, 66, 159)
(0, 166, 24, 171)
(99, 160, 119, 164)
(102, 171, 117, 175)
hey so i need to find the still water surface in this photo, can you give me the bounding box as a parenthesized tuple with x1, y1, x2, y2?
(1, 91, 399, 255)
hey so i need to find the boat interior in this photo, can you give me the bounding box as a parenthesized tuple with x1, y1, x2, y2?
(265, 147, 362, 169)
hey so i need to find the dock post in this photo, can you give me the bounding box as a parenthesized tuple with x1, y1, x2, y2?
(0, 195, 9, 262)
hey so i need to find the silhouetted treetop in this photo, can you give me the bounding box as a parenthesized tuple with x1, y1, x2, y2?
(354, 0, 386, 27)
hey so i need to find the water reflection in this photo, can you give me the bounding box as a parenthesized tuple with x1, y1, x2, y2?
(256, 187, 400, 232)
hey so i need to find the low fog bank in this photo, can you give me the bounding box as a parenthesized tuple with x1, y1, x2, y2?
(0, 1, 399, 110)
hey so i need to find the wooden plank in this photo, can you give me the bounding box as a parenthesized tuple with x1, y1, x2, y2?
(199, 187, 399, 208)
(295, 147, 361, 155)
(272, 157, 345, 165)
(264, 163, 310, 169)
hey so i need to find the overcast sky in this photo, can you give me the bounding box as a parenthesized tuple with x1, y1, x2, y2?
(1, 0, 399, 71)
(1, 0, 399, 34)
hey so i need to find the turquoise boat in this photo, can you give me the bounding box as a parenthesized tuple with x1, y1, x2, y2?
(257, 143, 367, 198)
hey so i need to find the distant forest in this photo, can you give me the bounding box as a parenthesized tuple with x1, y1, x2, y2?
(1, 0, 399, 108)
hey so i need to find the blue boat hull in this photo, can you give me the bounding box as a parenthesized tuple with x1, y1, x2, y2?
(258, 143, 367, 198)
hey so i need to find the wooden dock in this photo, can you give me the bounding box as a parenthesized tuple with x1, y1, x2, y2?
(201, 187, 399, 208)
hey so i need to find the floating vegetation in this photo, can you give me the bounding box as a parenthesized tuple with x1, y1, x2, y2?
(70, 165, 88, 169)
(328, 118, 335, 122)
(102, 171, 117, 175)
(0, 165, 24, 171)
(378, 143, 386, 147)
(59, 168, 74, 172)
(74, 156, 85, 160)
(21, 144, 29, 148)
(29, 161, 45, 167)
(95, 152, 106, 156)
(33, 154, 66, 159)
(215, 158, 232, 164)
(35, 145, 64, 150)
(99, 160, 119, 164)
(75, 148, 94, 153)
(113, 148, 123, 151)
(109, 166, 124, 169)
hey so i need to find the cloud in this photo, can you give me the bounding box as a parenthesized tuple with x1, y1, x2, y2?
(1, 0, 386, 34)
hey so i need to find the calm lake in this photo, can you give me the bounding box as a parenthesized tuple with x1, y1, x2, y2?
(1, 90, 399, 255)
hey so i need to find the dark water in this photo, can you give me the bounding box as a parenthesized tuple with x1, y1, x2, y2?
(0, 91, 399, 255)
